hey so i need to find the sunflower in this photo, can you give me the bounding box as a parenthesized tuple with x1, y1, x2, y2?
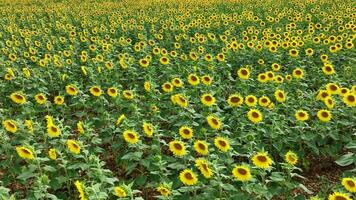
(326, 83, 339, 94)
(266, 71, 275, 81)
(232, 165, 252, 182)
(195, 158, 213, 178)
(123, 130, 139, 144)
(107, 87, 118, 98)
(257, 73, 268, 83)
(10, 92, 26, 104)
(295, 110, 309, 121)
(289, 49, 299, 57)
(322, 64, 335, 75)
(194, 140, 209, 155)
(179, 169, 198, 186)
(201, 75, 213, 85)
(35, 93, 47, 104)
(48, 148, 57, 160)
(247, 109, 263, 123)
(67, 140, 81, 154)
(317, 109, 332, 122)
(274, 89, 286, 103)
(258, 96, 271, 107)
(292, 68, 304, 79)
(157, 185, 171, 197)
(144, 81, 151, 92)
(284, 151, 298, 165)
(169, 140, 186, 157)
(201, 93, 216, 106)
(2, 119, 18, 133)
(339, 88, 350, 96)
(65, 85, 78, 96)
(214, 137, 230, 152)
(206, 115, 222, 130)
(271, 63, 281, 71)
(328, 192, 352, 200)
(227, 94, 244, 107)
(116, 114, 126, 126)
(316, 89, 330, 100)
(252, 152, 273, 169)
(342, 93, 356, 107)
(74, 181, 86, 200)
(139, 58, 149, 68)
(245, 95, 257, 107)
(16, 146, 34, 160)
(159, 56, 170, 65)
(24, 120, 33, 133)
(76, 121, 84, 134)
(188, 74, 200, 86)
(142, 122, 154, 137)
(179, 126, 193, 139)
(237, 67, 250, 80)
(172, 78, 184, 87)
(123, 90, 134, 100)
(341, 177, 356, 193)
(173, 94, 189, 108)
(162, 82, 174, 93)
(89, 86, 102, 97)
(54, 96, 64, 105)
(274, 75, 284, 83)
(47, 124, 60, 137)
(114, 186, 126, 198)
(216, 53, 225, 62)
(324, 97, 335, 109)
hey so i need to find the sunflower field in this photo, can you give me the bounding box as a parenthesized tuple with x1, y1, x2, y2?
(0, 0, 355, 199)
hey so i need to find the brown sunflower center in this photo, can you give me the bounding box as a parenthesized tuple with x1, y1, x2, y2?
(231, 97, 240, 103)
(218, 140, 227, 147)
(183, 129, 190, 135)
(335, 196, 347, 200)
(241, 69, 248, 76)
(22, 149, 31, 155)
(198, 143, 206, 150)
(204, 95, 212, 102)
(257, 155, 267, 162)
(190, 76, 197, 81)
(15, 95, 24, 100)
(93, 87, 100, 93)
(329, 85, 337, 91)
(184, 172, 193, 180)
(298, 112, 306, 117)
(8, 123, 15, 128)
(295, 70, 301, 75)
(211, 118, 219, 125)
(51, 126, 58, 132)
(347, 95, 355, 102)
(346, 180, 355, 187)
(128, 133, 135, 139)
(248, 97, 254, 103)
(173, 143, 182, 150)
(252, 112, 259, 118)
(278, 93, 284, 98)
(321, 111, 329, 118)
(237, 168, 247, 175)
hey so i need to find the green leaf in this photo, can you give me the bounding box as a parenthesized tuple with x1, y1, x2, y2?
(335, 153, 355, 166)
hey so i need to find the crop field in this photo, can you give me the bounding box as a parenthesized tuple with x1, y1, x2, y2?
(0, 0, 355, 199)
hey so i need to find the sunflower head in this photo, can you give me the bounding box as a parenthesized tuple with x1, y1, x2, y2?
(232, 165, 252, 182)
(252, 152, 273, 169)
(179, 169, 198, 186)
